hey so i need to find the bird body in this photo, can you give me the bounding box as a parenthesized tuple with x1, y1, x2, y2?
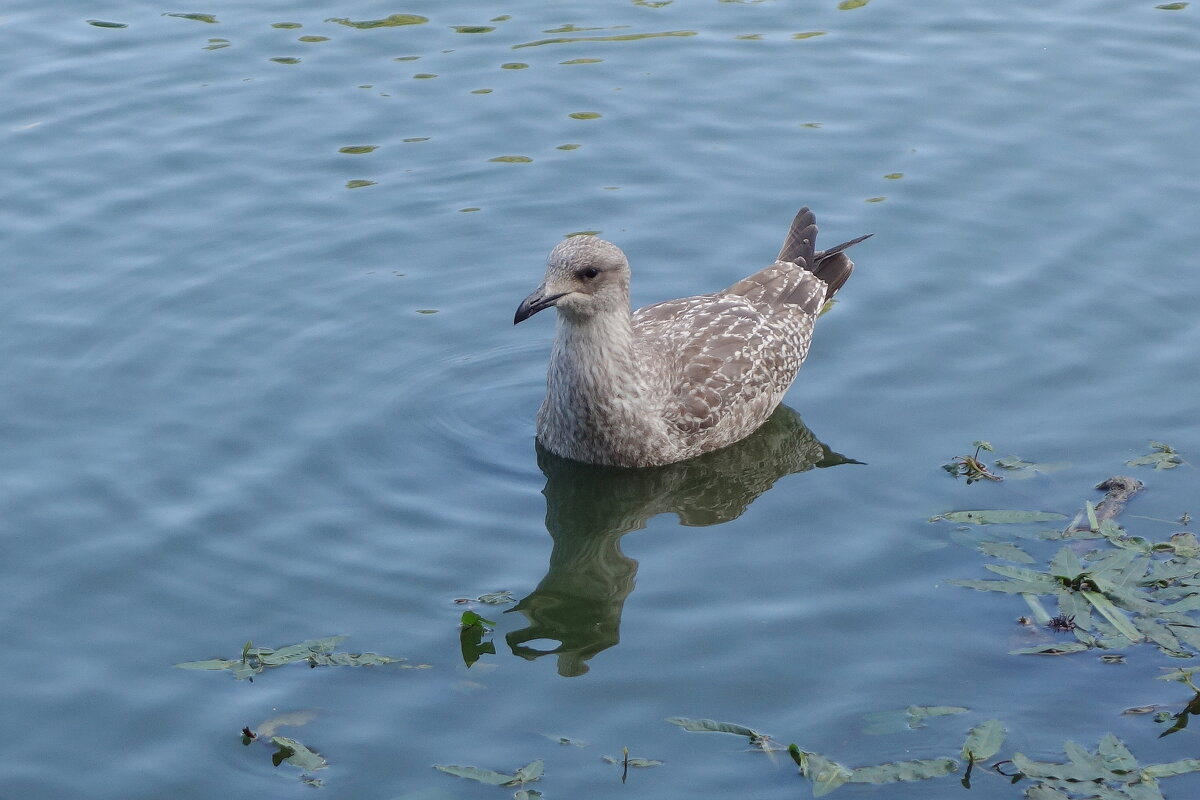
(515, 208, 869, 467)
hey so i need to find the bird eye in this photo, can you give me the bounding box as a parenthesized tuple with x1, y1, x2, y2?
(580, 267, 600, 280)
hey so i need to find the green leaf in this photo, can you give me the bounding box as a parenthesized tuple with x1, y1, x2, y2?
(665, 717, 763, 739)
(1097, 732, 1138, 774)
(1011, 752, 1097, 782)
(504, 760, 544, 786)
(174, 658, 238, 670)
(326, 14, 429, 28)
(1127, 441, 1184, 470)
(433, 764, 514, 785)
(1010, 642, 1091, 655)
(961, 719, 1005, 762)
(1082, 591, 1143, 643)
(1142, 758, 1200, 778)
(460, 610, 497, 629)
(849, 758, 958, 783)
(1022, 593, 1053, 624)
(994, 456, 1070, 479)
(270, 736, 327, 771)
(795, 750, 854, 796)
(1050, 547, 1084, 580)
(931, 510, 1067, 525)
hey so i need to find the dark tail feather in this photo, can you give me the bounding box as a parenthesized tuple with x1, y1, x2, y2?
(810, 232, 873, 299)
(776, 207, 817, 267)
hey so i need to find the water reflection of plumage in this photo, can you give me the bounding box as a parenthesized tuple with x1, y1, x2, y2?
(506, 404, 860, 677)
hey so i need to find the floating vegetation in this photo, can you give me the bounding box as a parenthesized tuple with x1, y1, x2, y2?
(489, 155, 533, 163)
(789, 743, 958, 796)
(1127, 440, 1185, 470)
(883, 172, 903, 179)
(557, 143, 582, 150)
(865, 196, 886, 203)
(560, 58, 603, 64)
(996, 733, 1200, 796)
(163, 12, 218, 23)
(513, 30, 698, 49)
(326, 14, 428, 28)
(459, 207, 481, 213)
(452, 25, 495, 33)
(87, 20, 128, 28)
(270, 57, 301, 64)
(666, 717, 782, 751)
(345, 179, 376, 189)
(401, 137, 430, 143)
(460, 610, 496, 667)
(568, 112, 601, 119)
(175, 635, 418, 679)
(271, 736, 327, 771)
(837, 0, 871, 8)
(203, 38, 230, 50)
(338, 145, 377, 154)
(1156, 2, 1189, 8)
(501, 62, 529, 69)
(471, 88, 494, 94)
(298, 35, 328, 42)
(413, 73, 438, 79)
(434, 759, 544, 788)
(792, 31, 827, 39)
(271, 22, 301, 29)
(942, 440, 1003, 484)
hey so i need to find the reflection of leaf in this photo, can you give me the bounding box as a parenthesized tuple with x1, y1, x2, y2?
(1010, 642, 1091, 655)
(270, 736, 327, 771)
(961, 719, 1005, 762)
(258, 710, 317, 738)
(932, 510, 1067, 525)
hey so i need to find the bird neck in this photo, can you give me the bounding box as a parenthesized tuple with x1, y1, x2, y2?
(549, 308, 642, 396)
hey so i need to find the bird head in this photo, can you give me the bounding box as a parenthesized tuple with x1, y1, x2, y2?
(514, 236, 631, 324)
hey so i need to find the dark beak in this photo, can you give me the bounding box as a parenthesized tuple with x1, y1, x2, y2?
(514, 288, 566, 324)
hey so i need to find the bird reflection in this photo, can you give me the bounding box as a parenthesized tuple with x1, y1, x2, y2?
(505, 405, 861, 677)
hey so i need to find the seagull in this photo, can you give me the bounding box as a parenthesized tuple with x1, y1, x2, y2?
(514, 207, 870, 467)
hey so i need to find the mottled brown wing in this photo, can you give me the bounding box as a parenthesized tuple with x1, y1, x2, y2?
(633, 268, 827, 442)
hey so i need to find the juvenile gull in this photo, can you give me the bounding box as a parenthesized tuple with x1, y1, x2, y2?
(514, 207, 870, 467)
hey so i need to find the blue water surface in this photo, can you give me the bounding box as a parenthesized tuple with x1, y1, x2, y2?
(3, 1, 1199, 798)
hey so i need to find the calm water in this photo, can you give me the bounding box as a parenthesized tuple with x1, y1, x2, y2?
(4, 1, 1199, 798)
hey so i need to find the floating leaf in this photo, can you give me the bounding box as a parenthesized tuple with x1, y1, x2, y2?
(791, 748, 854, 797)
(512, 30, 698, 49)
(932, 510, 1067, 525)
(477, 591, 515, 605)
(164, 12, 218, 23)
(961, 719, 1005, 762)
(837, 0, 870, 8)
(1142, 758, 1200, 778)
(339, 145, 377, 155)
(1097, 732, 1139, 774)
(978, 541, 1035, 563)
(489, 155, 533, 163)
(995, 455, 1072, 479)
(1128, 441, 1184, 470)
(434, 764, 514, 785)
(506, 760, 544, 786)
(87, 20, 129, 28)
(1010, 642, 1091, 655)
(326, 14, 428, 28)
(452, 26, 495, 33)
(666, 717, 764, 739)
(1081, 591, 1142, 643)
(270, 736, 327, 771)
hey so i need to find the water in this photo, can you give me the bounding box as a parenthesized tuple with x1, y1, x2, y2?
(3, 1, 1198, 797)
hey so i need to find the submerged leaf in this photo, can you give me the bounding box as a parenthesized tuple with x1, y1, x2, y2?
(978, 541, 1036, 564)
(849, 757, 958, 783)
(932, 510, 1067, 525)
(792, 749, 854, 796)
(1127, 441, 1184, 470)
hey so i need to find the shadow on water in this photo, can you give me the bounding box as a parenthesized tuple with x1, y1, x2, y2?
(505, 405, 862, 677)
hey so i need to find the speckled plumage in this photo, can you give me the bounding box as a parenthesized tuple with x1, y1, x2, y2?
(514, 208, 870, 467)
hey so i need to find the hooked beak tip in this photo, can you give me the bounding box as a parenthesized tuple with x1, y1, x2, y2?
(514, 290, 566, 324)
